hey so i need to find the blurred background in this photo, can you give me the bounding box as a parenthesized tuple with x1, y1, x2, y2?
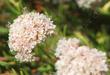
(0, 0, 110, 75)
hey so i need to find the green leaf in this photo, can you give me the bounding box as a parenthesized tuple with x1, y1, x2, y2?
(11, 68, 18, 75)
(0, 61, 9, 67)
(0, 27, 8, 34)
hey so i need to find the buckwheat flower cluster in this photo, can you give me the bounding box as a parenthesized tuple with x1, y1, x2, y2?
(8, 12, 56, 62)
(55, 38, 108, 75)
(75, 0, 102, 9)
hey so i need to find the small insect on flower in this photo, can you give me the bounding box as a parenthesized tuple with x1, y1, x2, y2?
(55, 38, 108, 75)
(8, 12, 56, 62)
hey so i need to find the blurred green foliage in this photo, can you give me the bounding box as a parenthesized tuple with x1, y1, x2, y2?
(0, 0, 110, 75)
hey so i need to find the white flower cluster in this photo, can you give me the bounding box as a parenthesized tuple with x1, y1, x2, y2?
(55, 38, 108, 75)
(8, 12, 56, 62)
(76, 0, 102, 9)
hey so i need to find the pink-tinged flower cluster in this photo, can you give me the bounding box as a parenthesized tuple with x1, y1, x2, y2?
(8, 12, 56, 62)
(55, 38, 108, 75)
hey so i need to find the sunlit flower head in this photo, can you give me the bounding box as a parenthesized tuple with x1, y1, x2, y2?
(76, 0, 102, 9)
(55, 38, 108, 75)
(8, 12, 56, 62)
(55, 37, 80, 57)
